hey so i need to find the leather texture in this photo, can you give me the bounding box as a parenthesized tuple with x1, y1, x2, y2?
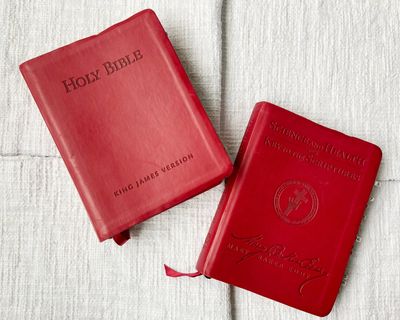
(197, 102, 381, 316)
(19, 9, 232, 242)
(2, 1, 399, 319)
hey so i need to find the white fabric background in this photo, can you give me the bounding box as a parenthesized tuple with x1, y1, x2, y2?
(1, 0, 399, 319)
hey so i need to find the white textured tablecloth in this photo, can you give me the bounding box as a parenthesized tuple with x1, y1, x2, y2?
(1, 0, 399, 319)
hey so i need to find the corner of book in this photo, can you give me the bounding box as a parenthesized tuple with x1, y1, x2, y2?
(196, 235, 212, 276)
(96, 228, 112, 244)
(371, 143, 383, 163)
(312, 300, 335, 318)
(140, 8, 162, 26)
(255, 101, 278, 111)
(19, 61, 33, 87)
(220, 159, 234, 178)
(19, 61, 29, 75)
(196, 247, 212, 277)
(195, 259, 205, 275)
(141, 8, 157, 18)
(255, 101, 267, 108)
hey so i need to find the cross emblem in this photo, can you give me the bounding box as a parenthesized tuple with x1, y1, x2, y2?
(283, 188, 309, 217)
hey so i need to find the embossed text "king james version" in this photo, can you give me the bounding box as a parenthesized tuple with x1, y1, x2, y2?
(113, 153, 195, 197)
(62, 49, 143, 93)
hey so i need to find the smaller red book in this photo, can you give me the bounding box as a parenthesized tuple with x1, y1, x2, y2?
(19, 9, 232, 244)
(196, 102, 382, 316)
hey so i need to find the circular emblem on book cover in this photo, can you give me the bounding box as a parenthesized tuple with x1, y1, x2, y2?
(274, 180, 318, 225)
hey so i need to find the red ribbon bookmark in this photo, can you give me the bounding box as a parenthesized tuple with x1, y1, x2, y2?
(113, 229, 131, 246)
(164, 264, 202, 278)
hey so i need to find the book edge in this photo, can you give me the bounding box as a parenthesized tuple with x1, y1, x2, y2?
(19, 9, 155, 70)
(196, 102, 266, 275)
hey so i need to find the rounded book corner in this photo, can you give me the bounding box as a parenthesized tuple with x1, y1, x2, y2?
(222, 161, 234, 177)
(314, 303, 334, 318)
(141, 8, 157, 18)
(373, 144, 383, 162)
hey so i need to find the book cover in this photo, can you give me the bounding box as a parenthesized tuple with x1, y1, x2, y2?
(196, 102, 382, 316)
(19, 9, 232, 244)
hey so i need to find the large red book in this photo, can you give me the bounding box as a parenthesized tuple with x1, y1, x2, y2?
(19, 9, 232, 244)
(195, 102, 381, 316)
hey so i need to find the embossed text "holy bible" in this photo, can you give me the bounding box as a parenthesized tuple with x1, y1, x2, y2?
(61, 49, 143, 93)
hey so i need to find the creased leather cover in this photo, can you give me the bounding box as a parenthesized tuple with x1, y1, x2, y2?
(197, 102, 381, 316)
(19, 9, 232, 242)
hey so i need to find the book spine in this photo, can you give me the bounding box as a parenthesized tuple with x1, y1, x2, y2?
(196, 102, 265, 275)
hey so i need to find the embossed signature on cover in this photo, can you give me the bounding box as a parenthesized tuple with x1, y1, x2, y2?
(227, 233, 328, 295)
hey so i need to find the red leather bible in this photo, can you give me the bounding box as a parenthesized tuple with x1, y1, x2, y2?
(196, 102, 381, 316)
(19, 9, 232, 244)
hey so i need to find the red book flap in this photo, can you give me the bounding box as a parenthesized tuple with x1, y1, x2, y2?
(198, 102, 381, 316)
(19, 9, 232, 243)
